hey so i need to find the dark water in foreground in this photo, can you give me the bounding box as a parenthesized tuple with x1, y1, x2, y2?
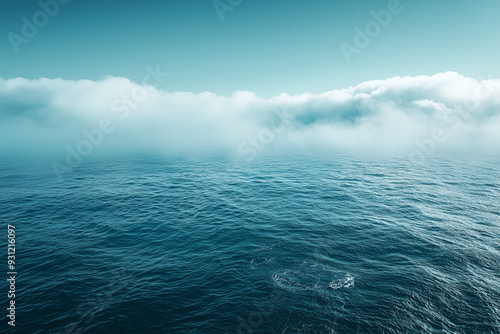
(1, 153, 499, 333)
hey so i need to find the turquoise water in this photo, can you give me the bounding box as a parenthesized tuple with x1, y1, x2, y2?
(1, 152, 499, 333)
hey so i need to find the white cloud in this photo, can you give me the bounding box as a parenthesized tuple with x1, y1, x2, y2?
(1, 71, 499, 162)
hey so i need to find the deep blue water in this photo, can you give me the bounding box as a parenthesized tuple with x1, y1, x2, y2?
(1, 152, 500, 333)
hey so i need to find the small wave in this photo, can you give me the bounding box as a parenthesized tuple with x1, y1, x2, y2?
(249, 256, 275, 270)
(329, 274, 355, 290)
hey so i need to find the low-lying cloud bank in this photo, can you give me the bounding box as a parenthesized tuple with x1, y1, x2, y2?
(1, 72, 499, 164)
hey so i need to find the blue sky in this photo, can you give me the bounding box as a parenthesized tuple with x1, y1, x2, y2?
(1, 0, 499, 97)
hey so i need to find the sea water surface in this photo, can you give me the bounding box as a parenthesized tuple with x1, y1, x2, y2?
(1, 152, 499, 333)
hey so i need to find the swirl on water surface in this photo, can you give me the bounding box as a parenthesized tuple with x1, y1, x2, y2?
(272, 262, 354, 292)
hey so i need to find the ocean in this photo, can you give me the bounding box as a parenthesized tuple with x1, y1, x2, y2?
(1, 151, 499, 333)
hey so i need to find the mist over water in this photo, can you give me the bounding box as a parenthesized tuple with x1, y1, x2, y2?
(1, 72, 500, 163)
(2, 152, 499, 333)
